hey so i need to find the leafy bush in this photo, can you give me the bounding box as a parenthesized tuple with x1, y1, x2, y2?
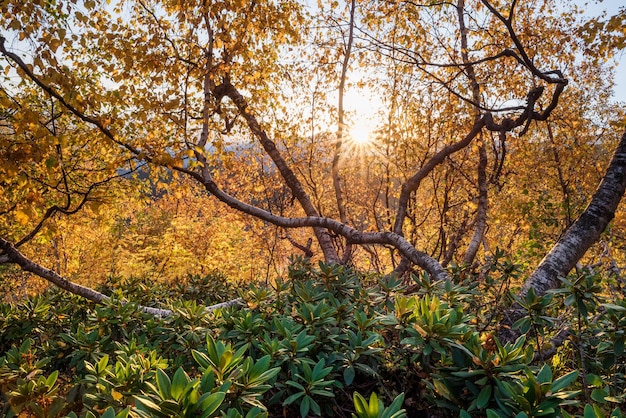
(0, 261, 624, 417)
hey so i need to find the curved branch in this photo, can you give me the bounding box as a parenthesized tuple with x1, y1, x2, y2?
(182, 167, 450, 280)
(393, 117, 485, 235)
(216, 79, 340, 263)
(0, 237, 243, 316)
(479, 0, 567, 84)
(392, 75, 565, 238)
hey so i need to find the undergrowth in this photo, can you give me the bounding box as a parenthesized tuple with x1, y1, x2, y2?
(1, 255, 625, 417)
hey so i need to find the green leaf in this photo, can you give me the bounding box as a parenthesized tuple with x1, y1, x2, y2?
(584, 404, 600, 418)
(249, 355, 271, 380)
(591, 388, 608, 404)
(367, 392, 379, 416)
(283, 392, 305, 405)
(98, 354, 110, 373)
(586, 374, 603, 388)
(310, 396, 322, 416)
(311, 359, 332, 380)
(494, 379, 515, 399)
(193, 350, 212, 370)
(46, 370, 59, 387)
(432, 378, 455, 402)
(253, 366, 281, 385)
(537, 364, 552, 384)
(156, 368, 172, 398)
(300, 395, 311, 418)
(199, 391, 226, 418)
(592, 404, 606, 418)
(476, 385, 492, 409)
(615, 337, 625, 356)
(310, 389, 335, 397)
(160, 400, 182, 415)
(513, 317, 531, 333)
(134, 395, 164, 416)
(601, 303, 626, 312)
(285, 380, 305, 391)
(101, 408, 117, 418)
(353, 392, 368, 415)
(383, 393, 406, 418)
(551, 370, 579, 392)
(171, 367, 191, 400)
(344, 366, 355, 386)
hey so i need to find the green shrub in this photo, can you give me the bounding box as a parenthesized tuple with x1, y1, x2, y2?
(1, 260, 623, 417)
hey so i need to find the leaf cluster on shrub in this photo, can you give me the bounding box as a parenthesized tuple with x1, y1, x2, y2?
(1, 257, 625, 417)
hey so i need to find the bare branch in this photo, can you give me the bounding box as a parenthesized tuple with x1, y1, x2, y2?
(0, 236, 243, 316)
(215, 79, 340, 263)
(479, 0, 567, 84)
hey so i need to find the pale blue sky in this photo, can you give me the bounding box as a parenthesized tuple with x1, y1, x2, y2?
(581, 0, 625, 102)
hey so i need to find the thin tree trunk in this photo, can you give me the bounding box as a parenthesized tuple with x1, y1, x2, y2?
(332, 0, 356, 263)
(464, 135, 489, 265)
(457, 0, 488, 266)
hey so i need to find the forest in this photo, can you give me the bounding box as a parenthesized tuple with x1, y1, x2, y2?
(1, 0, 626, 416)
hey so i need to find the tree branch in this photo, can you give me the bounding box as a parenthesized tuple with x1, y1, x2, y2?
(331, 0, 356, 262)
(216, 79, 340, 263)
(0, 236, 243, 316)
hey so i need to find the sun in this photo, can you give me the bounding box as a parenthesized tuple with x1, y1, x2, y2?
(348, 120, 375, 146)
(342, 89, 381, 149)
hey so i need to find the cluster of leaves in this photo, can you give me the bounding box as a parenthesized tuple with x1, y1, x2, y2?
(0, 260, 625, 417)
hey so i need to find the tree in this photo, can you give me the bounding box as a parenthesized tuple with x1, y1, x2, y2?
(0, 0, 624, 332)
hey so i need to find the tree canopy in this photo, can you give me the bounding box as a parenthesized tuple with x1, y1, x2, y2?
(0, 0, 625, 320)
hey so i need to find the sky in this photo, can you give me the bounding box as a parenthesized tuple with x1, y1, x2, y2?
(582, 0, 626, 102)
(340, 0, 626, 144)
(612, 57, 624, 103)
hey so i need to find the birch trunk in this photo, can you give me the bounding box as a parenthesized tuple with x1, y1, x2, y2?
(501, 129, 626, 341)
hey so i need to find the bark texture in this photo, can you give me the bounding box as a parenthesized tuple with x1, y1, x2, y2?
(501, 129, 626, 341)
(522, 129, 626, 297)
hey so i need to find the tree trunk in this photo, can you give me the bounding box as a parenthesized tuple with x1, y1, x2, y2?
(501, 129, 626, 342)
(457, 0, 488, 267)
(332, 0, 356, 263)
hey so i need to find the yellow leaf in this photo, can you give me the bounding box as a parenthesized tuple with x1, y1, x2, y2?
(111, 390, 123, 401)
(15, 210, 29, 225)
(413, 323, 428, 338)
(88, 201, 104, 214)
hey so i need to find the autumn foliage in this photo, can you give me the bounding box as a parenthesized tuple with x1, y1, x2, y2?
(1, 0, 626, 416)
